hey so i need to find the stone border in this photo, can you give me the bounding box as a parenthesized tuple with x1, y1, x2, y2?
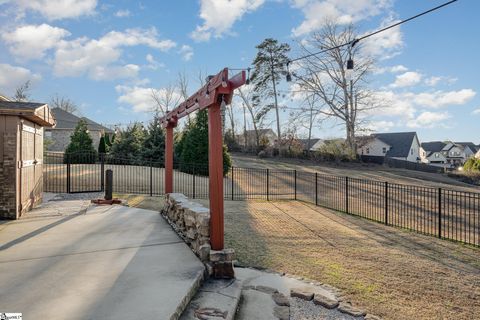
(161, 193, 236, 279)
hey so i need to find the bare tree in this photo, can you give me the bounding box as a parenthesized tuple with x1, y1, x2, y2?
(290, 93, 324, 152)
(177, 70, 189, 101)
(150, 83, 181, 117)
(50, 94, 78, 113)
(14, 80, 31, 102)
(236, 87, 268, 150)
(294, 21, 376, 155)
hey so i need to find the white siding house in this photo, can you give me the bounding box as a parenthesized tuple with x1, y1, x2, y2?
(357, 137, 390, 157)
(357, 132, 420, 163)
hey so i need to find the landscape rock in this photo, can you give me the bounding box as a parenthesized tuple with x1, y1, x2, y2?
(290, 287, 314, 301)
(272, 292, 290, 307)
(313, 292, 339, 309)
(273, 306, 290, 320)
(338, 302, 367, 317)
(255, 285, 278, 295)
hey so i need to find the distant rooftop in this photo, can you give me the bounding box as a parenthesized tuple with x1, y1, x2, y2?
(51, 108, 113, 132)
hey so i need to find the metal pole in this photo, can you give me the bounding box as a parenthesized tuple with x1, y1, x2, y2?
(345, 176, 349, 214)
(149, 162, 153, 197)
(266, 168, 270, 201)
(231, 167, 234, 201)
(66, 154, 71, 193)
(105, 169, 113, 200)
(385, 181, 388, 225)
(100, 153, 105, 192)
(192, 167, 196, 199)
(315, 172, 318, 206)
(438, 187, 442, 239)
(294, 170, 297, 200)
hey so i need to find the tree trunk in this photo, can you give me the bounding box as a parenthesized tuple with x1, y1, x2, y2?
(269, 52, 281, 142)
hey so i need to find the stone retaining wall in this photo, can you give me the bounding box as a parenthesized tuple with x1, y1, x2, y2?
(161, 193, 235, 278)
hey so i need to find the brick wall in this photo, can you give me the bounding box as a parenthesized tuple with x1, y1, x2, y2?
(0, 132, 18, 219)
(46, 129, 102, 152)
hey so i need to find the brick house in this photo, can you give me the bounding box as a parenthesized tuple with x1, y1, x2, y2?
(45, 108, 113, 152)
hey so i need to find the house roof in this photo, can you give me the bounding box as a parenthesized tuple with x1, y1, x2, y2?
(0, 101, 55, 126)
(298, 138, 320, 150)
(455, 142, 479, 153)
(51, 108, 113, 132)
(372, 132, 417, 158)
(421, 141, 446, 153)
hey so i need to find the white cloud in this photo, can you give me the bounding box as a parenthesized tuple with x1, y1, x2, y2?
(115, 9, 130, 17)
(413, 89, 476, 108)
(2, 24, 70, 60)
(145, 54, 164, 70)
(292, 0, 392, 36)
(179, 45, 194, 61)
(116, 85, 182, 113)
(14, 0, 97, 20)
(360, 18, 403, 60)
(371, 90, 416, 119)
(364, 120, 395, 132)
(0, 63, 41, 95)
(390, 65, 408, 73)
(406, 111, 450, 129)
(472, 108, 480, 115)
(424, 75, 457, 87)
(53, 28, 176, 80)
(390, 71, 422, 88)
(190, 0, 265, 41)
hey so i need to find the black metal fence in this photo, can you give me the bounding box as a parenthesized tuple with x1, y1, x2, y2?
(43, 152, 480, 247)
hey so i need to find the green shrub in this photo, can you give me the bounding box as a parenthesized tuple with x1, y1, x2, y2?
(464, 158, 480, 172)
(64, 119, 97, 164)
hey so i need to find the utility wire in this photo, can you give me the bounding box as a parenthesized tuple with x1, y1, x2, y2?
(228, 0, 458, 71)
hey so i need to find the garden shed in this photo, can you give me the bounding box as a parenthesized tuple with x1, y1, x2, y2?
(0, 100, 55, 219)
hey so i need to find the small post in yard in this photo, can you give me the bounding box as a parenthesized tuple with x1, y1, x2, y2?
(438, 187, 442, 239)
(100, 153, 105, 192)
(231, 167, 234, 201)
(384, 181, 389, 225)
(266, 168, 270, 201)
(66, 154, 71, 193)
(105, 169, 113, 201)
(345, 176, 349, 214)
(315, 172, 318, 206)
(149, 162, 153, 197)
(294, 170, 297, 200)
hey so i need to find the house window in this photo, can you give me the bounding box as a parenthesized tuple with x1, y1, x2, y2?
(435, 153, 439, 158)
(382, 147, 386, 154)
(410, 148, 413, 155)
(366, 148, 370, 154)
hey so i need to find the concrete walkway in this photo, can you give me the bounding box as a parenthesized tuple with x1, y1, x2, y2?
(0, 200, 204, 319)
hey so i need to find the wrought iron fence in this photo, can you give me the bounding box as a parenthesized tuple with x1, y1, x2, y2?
(43, 152, 480, 246)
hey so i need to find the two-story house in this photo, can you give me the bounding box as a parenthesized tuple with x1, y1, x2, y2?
(357, 132, 421, 162)
(420, 141, 448, 166)
(421, 141, 479, 167)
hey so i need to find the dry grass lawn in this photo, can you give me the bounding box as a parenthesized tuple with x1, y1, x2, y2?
(119, 194, 480, 320)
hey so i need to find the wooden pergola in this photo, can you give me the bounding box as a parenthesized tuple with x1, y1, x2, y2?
(160, 68, 246, 250)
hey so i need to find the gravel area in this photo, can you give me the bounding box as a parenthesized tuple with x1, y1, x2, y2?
(290, 297, 362, 320)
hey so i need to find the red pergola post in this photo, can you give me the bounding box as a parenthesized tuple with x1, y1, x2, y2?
(208, 101, 224, 250)
(165, 124, 175, 194)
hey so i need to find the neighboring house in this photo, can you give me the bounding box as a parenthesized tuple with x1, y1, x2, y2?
(45, 108, 113, 152)
(297, 138, 321, 151)
(420, 141, 448, 166)
(357, 132, 421, 162)
(236, 129, 277, 148)
(476, 146, 480, 159)
(421, 141, 479, 167)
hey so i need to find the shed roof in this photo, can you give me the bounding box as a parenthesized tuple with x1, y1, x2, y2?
(0, 101, 55, 126)
(373, 132, 417, 158)
(51, 108, 113, 132)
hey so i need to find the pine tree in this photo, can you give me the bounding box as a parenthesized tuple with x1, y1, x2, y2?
(104, 134, 112, 147)
(142, 116, 165, 162)
(109, 123, 146, 162)
(98, 135, 107, 154)
(64, 119, 96, 163)
(179, 110, 232, 175)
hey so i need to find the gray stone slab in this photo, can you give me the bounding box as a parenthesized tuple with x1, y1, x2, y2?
(236, 289, 277, 320)
(0, 205, 205, 320)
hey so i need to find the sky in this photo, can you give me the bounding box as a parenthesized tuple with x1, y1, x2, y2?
(0, 0, 478, 143)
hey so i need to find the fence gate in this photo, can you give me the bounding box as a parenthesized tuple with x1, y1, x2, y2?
(67, 154, 104, 193)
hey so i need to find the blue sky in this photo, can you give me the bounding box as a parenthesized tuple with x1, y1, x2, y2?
(0, 0, 478, 143)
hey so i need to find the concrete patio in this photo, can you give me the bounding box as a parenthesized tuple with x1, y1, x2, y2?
(0, 197, 204, 319)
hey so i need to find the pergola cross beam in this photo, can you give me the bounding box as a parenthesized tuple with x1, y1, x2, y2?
(159, 68, 246, 250)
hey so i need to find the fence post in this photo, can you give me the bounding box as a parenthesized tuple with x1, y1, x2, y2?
(100, 153, 105, 192)
(385, 181, 388, 225)
(66, 154, 71, 193)
(105, 169, 113, 200)
(192, 167, 196, 199)
(315, 172, 318, 206)
(345, 176, 349, 214)
(231, 167, 234, 201)
(438, 187, 442, 239)
(294, 170, 297, 200)
(149, 162, 153, 197)
(266, 168, 270, 201)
